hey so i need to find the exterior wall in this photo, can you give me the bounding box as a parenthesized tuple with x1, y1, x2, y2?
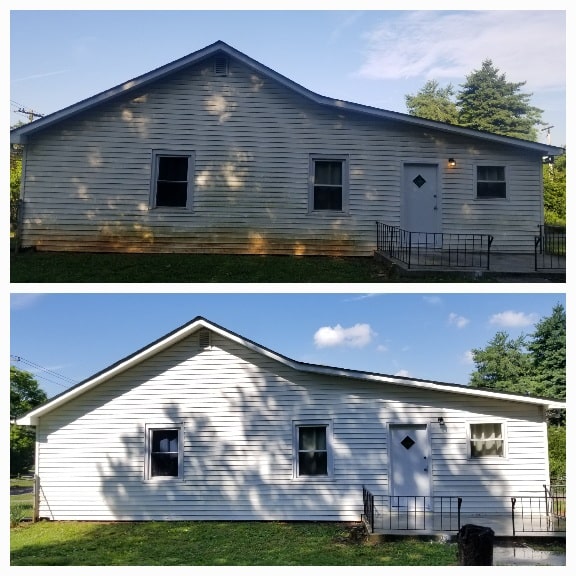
(35, 331, 549, 521)
(20, 55, 544, 256)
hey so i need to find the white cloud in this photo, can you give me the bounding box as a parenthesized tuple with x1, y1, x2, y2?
(358, 11, 565, 92)
(395, 369, 410, 377)
(10, 294, 44, 310)
(423, 296, 442, 305)
(376, 344, 389, 353)
(489, 310, 539, 328)
(461, 350, 475, 365)
(313, 323, 375, 349)
(448, 312, 470, 329)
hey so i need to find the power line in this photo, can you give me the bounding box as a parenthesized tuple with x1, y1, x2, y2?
(11, 355, 76, 388)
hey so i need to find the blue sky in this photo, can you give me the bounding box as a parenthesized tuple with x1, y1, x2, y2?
(9, 5, 567, 146)
(10, 292, 566, 399)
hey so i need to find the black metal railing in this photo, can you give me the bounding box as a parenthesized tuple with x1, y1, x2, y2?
(376, 222, 494, 270)
(511, 494, 566, 536)
(362, 486, 462, 533)
(535, 225, 566, 270)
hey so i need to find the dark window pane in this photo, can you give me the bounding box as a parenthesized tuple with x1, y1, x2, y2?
(157, 181, 188, 207)
(158, 156, 188, 181)
(315, 161, 342, 185)
(152, 430, 178, 453)
(477, 182, 506, 198)
(151, 453, 179, 476)
(299, 452, 328, 475)
(314, 186, 342, 211)
(151, 430, 179, 477)
(477, 166, 505, 181)
(299, 427, 326, 451)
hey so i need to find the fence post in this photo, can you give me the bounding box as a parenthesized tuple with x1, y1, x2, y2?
(511, 497, 516, 537)
(33, 474, 40, 522)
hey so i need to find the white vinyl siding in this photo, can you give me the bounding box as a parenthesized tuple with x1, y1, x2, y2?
(34, 330, 551, 521)
(18, 56, 545, 255)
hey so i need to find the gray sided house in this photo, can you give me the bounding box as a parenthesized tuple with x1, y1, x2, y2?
(10, 41, 564, 257)
(17, 317, 564, 525)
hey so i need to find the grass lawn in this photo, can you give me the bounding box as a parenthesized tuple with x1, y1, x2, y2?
(10, 251, 475, 283)
(10, 478, 34, 525)
(10, 521, 459, 566)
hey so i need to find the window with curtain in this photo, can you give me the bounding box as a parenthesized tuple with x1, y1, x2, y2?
(470, 423, 504, 457)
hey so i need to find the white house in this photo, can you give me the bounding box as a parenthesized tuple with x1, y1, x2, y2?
(17, 317, 564, 525)
(10, 41, 564, 257)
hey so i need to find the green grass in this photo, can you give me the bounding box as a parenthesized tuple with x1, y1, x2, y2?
(10, 478, 34, 527)
(10, 521, 459, 566)
(10, 251, 476, 283)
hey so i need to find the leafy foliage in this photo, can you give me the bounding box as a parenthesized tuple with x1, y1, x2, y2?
(10, 367, 48, 476)
(543, 153, 566, 225)
(469, 304, 565, 401)
(405, 80, 459, 124)
(547, 425, 566, 481)
(10, 147, 22, 233)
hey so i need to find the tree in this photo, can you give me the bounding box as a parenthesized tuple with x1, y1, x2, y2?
(457, 59, 544, 141)
(527, 304, 566, 399)
(469, 331, 533, 393)
(405, 80, 459, 124)
(10, 367, 47, 476)
(543, 153, 566, 225)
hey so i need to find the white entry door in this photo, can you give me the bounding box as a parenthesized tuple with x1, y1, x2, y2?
(402, 163, 440, 242)
(390, 424, 431, 510)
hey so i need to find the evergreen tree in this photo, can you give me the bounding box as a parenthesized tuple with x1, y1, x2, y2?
(469, 331, 533, 393)
(405, 80, 459, 124)
(457, 59, 544, 140)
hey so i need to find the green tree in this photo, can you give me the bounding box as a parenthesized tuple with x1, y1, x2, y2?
(405, 80, 459, 124)
(528, 304, 566, 400)
(469, 331, 533, 393)
(10, 147, 22, 233)
(10, 367, 47, 476)
(543, 153, 566, 225)
(457, 59, 544, 141)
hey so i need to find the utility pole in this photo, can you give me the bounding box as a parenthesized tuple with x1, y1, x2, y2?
(16, 107, 44, 122)
(541, 125, 554, 146)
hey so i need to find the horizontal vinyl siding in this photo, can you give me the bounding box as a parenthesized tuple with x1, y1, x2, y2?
(36, 331, 548, 521)
(20, 56, 544, 255)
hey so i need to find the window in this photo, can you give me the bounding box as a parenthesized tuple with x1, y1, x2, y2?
(145, 425, 183, 479)
(469, 423, 505, 458)
(476, 166, 506, 199)
(151, 151, 194, 209)
(294, 422, 332, 477)
(309, 156, 348, 212)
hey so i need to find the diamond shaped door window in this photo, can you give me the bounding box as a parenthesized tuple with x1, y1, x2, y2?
(401, 435, 416, 450)
(413, 175, 426, 188)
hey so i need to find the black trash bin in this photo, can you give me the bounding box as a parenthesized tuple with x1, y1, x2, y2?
(458, 524, 495, 565)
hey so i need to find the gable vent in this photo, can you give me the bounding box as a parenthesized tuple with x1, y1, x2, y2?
(214, 57, 229, 76)
(198, 329, 211, 350)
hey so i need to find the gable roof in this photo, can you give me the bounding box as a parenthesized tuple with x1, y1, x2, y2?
(16, 316, 565, 426)
(10, 40, 564, 156)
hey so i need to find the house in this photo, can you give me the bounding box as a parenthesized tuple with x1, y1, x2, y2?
(10, 41, 564, 258)
(17, 317, 565, 527)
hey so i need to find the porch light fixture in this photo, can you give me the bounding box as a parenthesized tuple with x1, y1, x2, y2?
(542, 155, 554, 165)
(448, 158, 456, 167)
(437, 417, 445, 425)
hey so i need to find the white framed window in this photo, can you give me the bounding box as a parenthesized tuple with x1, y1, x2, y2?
(293, 421, 333, 478)
(476, 165, 507, 199)
(145, 424, 184, 479)
(150, 150, 194, 209)
(309, 155, 349, 213)
(468, 422, 506, 458)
